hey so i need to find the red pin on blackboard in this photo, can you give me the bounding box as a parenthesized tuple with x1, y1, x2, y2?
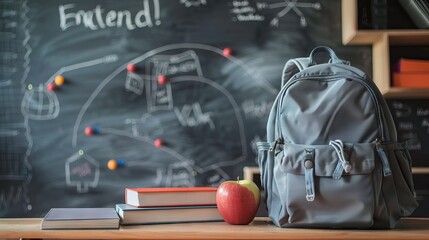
(127, 64, 136, 72)
(153, 138, 164, 148)
(223, 48, 232, 57)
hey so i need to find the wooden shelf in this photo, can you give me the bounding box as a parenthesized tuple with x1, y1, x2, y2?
(342, 0, 429, 98)
(412, 167, 429, 175)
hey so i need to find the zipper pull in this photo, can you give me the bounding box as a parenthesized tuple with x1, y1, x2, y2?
(375, 139, 392, 177)
(269, 137, 283, 152)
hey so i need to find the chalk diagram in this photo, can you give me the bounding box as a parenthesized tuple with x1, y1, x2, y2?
(65, 151, 100, 193)
(64, 43, 277, 192)
(18, 54, 119, 194)
(259, 0, 321, 27)
(21, 84, 60, 120)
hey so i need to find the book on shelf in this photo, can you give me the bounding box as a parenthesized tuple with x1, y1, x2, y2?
(40, 208, 120, 230)
(125, 187, 217, 207)
(395, 58, 429, 72)
(393, 72, 429, 88)
(115, 204, 223, 225)
(399, 0, 429, 28)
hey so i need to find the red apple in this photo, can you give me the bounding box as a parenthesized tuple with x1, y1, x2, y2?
(216, 179, 260, 225)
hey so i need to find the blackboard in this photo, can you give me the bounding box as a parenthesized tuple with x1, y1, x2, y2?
(387, 100, 429, 167)
(0, 0, 372, 217)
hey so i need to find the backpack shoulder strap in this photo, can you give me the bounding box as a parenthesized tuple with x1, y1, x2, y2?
(281, 57, 310, 88)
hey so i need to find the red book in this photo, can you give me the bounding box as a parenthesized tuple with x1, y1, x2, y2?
(125, 187, 218, 207)
(393, 72, 429, 88)
(396, 58, 429, 73)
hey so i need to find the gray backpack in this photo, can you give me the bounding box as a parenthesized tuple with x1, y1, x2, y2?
(257, 46, 418, 229)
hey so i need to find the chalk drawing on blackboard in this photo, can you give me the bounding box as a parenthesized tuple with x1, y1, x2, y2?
(21, 55, 118, 121)
(20, 0, 31, 87)
(101, 127, 198, 187)
(125, 113, 164, 137)
(174, 102, 215, 130)
(0, 80, 12, 88)
(256, 0, 321, 27)
(125, 72, 145, 95)
(65, 151, 100, 193)
(207, 172, 227, 187)
(164, 162, 195, 187)
(391, 101, 412, 118)
(46, 54, 118, 86)
(21, 84, 60, 120)
(145, 50, 203, 112)
(172, 75, 247, 160)
(102, 128, 195, 166)
(180, 0, 207, 7)
(0, 0, 32, 213)
(70, 43, 275, 188)
(0, 186, 23, 209)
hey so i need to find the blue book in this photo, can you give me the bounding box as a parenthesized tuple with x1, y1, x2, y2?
(115, 204, 223, 225)
(41, 208, 119, 229)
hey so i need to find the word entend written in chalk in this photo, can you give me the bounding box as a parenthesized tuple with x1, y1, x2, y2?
(59, 0, 161, 31)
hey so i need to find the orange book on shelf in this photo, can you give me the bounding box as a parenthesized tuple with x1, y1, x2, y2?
(393, 72, 429, 88)
(125, 187, 217, 207)
(396, 58, 429, 72)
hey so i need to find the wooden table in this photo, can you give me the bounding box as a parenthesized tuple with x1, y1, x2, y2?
(0, 217, 429, 239)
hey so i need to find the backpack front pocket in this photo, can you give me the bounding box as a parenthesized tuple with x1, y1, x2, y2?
(281, 142, 377, 228)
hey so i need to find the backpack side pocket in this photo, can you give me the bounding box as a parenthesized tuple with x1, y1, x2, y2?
(257, 142, 271, 193)
(384, 143, 419, 217)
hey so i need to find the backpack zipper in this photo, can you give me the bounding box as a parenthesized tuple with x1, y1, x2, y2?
(279, 74, 386, 142)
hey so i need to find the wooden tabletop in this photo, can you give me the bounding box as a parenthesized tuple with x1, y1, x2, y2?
(0, 217, 429, 239)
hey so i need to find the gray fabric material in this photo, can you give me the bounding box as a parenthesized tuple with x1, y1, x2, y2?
(257, 47, 418, 229)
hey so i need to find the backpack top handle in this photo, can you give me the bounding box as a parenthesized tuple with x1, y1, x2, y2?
(309, 46, 344, 66)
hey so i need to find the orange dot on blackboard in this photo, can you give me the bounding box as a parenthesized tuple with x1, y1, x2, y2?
(107, 159, 118, 170)
(55, 75, 65, 86)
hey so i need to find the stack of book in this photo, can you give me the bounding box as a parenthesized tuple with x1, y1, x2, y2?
(115, 187, 223, 225)
(393, 58, 429, 88)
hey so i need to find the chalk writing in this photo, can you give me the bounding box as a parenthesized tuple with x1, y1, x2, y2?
(180, 0, 207, 7)
(59, 0, 161, 31)
(422, 118, 429, 128)
(241, 99, 273, 119)
(174, 102, 215, 130)
(398, 122, 413, 130)
(391, 101, 412, 118)
(231, 0, 265, 22)
(417, 108, 429, 117)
